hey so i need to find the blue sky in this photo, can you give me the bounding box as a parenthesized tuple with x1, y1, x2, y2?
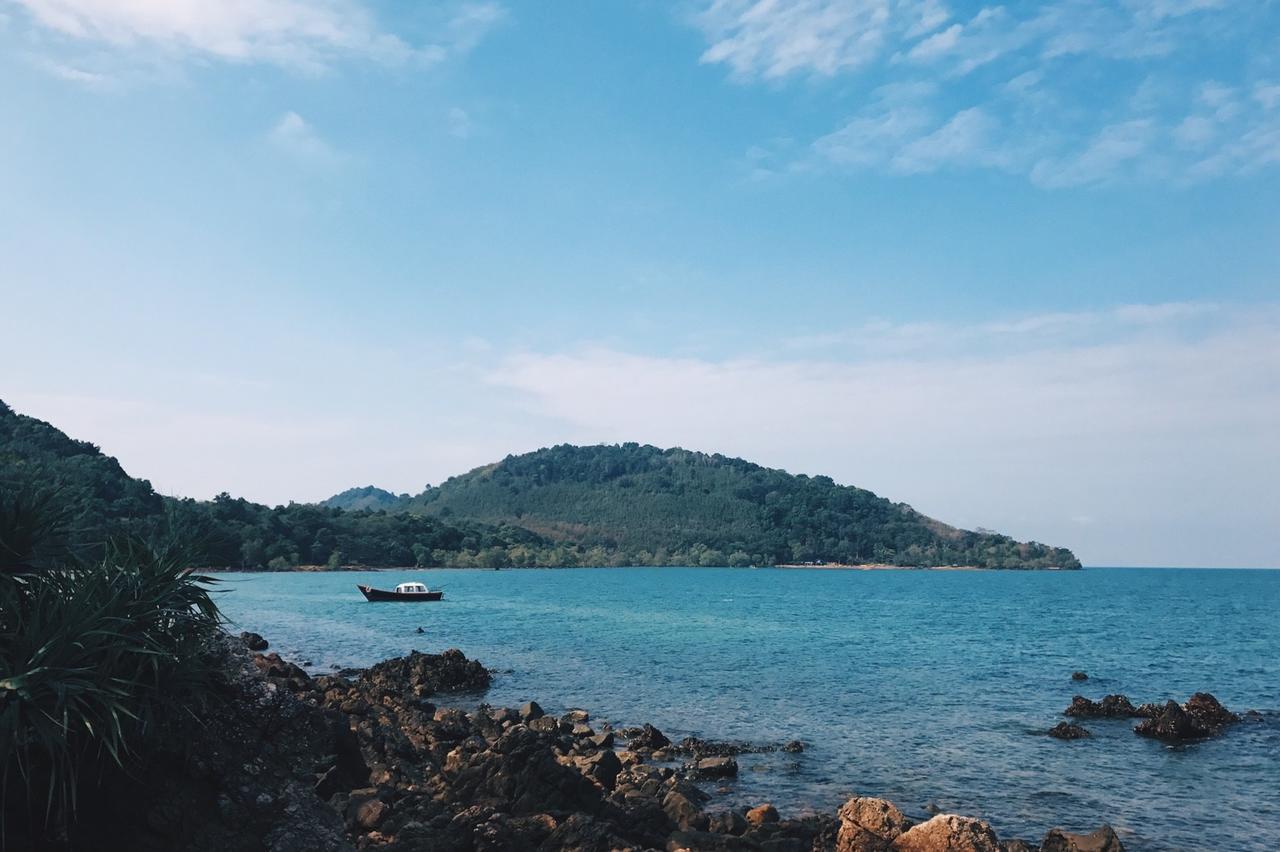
(1, 0, 1277, 566)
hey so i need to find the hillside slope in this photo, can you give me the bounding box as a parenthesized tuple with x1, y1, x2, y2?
(0, 401, 541, 569)
(398, 443, 1080, 569)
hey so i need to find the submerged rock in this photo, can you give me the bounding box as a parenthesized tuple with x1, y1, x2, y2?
(1071, 671, 1089, 681)
(1041, 824, 1126, 851)
(1048, 721, 1092, 740)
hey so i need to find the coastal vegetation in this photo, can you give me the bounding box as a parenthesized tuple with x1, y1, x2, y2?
(1, 400, 1078, 570)
(0, 487, 223, 837)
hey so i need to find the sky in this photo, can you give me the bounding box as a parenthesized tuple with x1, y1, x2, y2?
(1, 0, 1277, 568)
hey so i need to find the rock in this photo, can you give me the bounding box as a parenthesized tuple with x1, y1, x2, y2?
(891, 814, 1001, 852)
(691, 756, 738, 778)
(529, 716, 561, 734)
(1184, 692, 1239, 731)
(563, 709, 591, 724)
(578, 749, 623, 790)
(589, 731, 615, 749)
(572, 722, 595, 737)
(1063, 694, 1138, 719)
(836, 796, 911, 851)
(708, 810, 750, 835)
(746, 804, 780, 826)
(782, 740, 805, 753)
(1003, 840, 1038, 852)
(1134, 700, 1207, 741)
(352, 797, 390, 830)
(1132, 692, 1238, 741)
(240, 631, 269, 651)
(520, 700, 545, 722)
(415, 626, 425, 634)
(664, 790, 707, 831)
(1071, 671, 1088, 681)
(1048, 722, 1092, 740)
(1041, 824, 1125, 852)
(629, 723, 672, 750)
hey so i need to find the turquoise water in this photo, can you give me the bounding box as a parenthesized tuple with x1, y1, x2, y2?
(212, 567, 1279, 851)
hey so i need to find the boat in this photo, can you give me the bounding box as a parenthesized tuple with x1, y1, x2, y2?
(357, 582, 444, 602)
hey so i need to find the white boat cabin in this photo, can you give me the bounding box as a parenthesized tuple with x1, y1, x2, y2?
(395, 582, 431, 594)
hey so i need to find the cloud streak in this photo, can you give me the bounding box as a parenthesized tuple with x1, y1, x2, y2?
(10, 0, 504, 73)
(697, 0, 1279, 187)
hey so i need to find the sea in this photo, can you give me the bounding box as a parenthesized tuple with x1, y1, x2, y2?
(210, 566, 1280, 851)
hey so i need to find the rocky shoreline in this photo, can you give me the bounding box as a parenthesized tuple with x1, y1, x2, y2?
(47, 631, 1144, 852)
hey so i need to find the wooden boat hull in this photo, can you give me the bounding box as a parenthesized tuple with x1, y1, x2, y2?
(357, 585, 444, 602)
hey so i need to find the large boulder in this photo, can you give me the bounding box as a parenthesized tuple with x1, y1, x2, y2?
(891, 814, 1001, 852)
(1184, 692, 1239, 731)
(1133, 700, 1208, 741)
(1041, 824, 1125, 851)
(240, 631, 269, 651)
(836, 797, 911, 851)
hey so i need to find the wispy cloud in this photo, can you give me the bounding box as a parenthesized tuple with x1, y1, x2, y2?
(268, 111, 342, 166)
(9, 0, 504, 73)
(694, 0, 1278, 187)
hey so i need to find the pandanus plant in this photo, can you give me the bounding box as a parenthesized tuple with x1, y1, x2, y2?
(0, 486, 222, 841)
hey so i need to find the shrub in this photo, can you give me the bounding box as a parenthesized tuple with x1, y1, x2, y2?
(0, 490, 222, 839)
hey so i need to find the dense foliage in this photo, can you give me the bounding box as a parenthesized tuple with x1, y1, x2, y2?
(0, 401, 545, 570)
(401, 444, 1081, 569)
(0, 489, 223, 836)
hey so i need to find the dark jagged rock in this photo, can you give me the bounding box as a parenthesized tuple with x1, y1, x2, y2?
(1042, 824, 1126, 851)
(1048, 722, 1092, 740)
(1064, 694, 1139, 718)
(625, 722, 672, 750)
(361, 647, 491, 699)
(239, 631, 269, 651)
(520, 700, 545, 721)
(781, 740, 805, 753)
(1134, 693, 1238, 742)
(1071, 671, 1089, 681)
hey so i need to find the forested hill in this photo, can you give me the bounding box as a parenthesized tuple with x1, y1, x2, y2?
(0, 400, 543, 570)
(1, 401, 1078, 570)
(391, 444, 1080, 569)
(322, 486, 407, 512)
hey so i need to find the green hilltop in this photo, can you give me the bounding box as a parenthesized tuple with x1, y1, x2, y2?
(388, 443, 1080, 569)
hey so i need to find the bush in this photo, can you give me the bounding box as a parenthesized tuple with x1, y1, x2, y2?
(0, 490, 223, 838)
